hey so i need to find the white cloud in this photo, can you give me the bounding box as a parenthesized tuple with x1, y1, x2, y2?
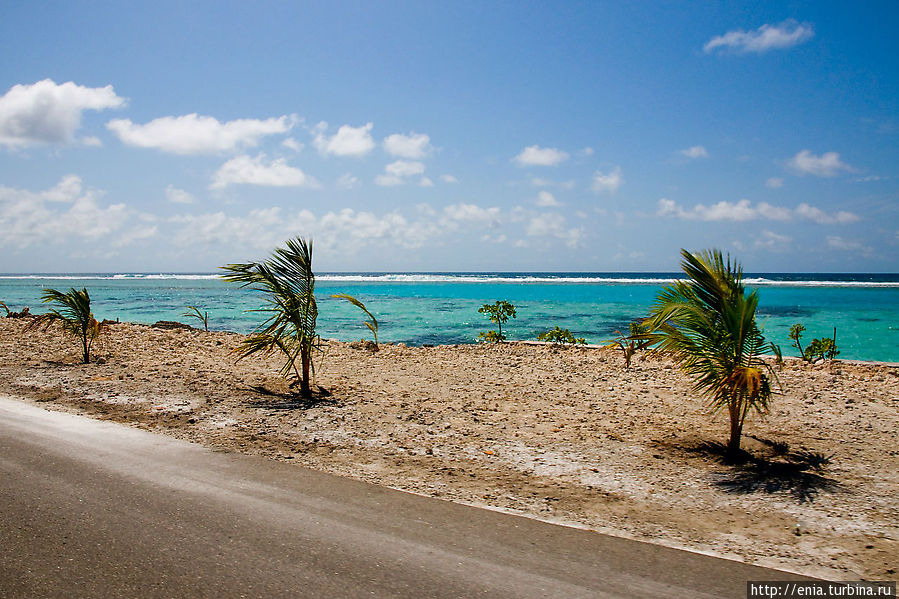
(336, 173, 359, 189)
(788, 150, 854, 177)
(419, 177, 434, 187)
(536, 190, 560, 207)
(374, 160, 426, 186)
(827, 235, 872, 255)
(582, 147, 594, 156)
(386, 160, 425, 177)
(703, 20, 814, 54)
(107, 113, 296, 155)
(373, 174, 403, 187)
(112, 225, 158, 248)
(680, 145, 708, 159)
(765, 177, 784, 188)
(81, 136, 103, 147)
(0, 79, 125, 148)
(526, 213, 584, 248)
(165, 185, 195, 204)
(282, 137, 303, 152)
(0, 176, 131, 249)
(657, 198, 858, 224)
(440, 174, 458, 184)
(210, 154, 318, 190)
(383, 132, 432, 159)
(513, 145, 569, 167)
(531, 177, 576, 190)
(795, 203, 859, 224)
(754, 230, 792, 252)
(442, 203, 501, 227)
(591, 166, 623, 194)
(312, 122, 375, 157)
(173, 206, 438, 253)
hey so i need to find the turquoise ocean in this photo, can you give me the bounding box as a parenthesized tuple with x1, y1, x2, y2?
(1, 273, 897, 363)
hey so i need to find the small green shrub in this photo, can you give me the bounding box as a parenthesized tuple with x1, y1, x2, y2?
(538, 326, 585, 345)
(805, 337, 839, 363)
(607, 320, 651, 368)
(183, 306, 209, 331)
(769, 342, 783, 366)
(789, 323, 839, 363)
(477, 300, 516, 343)
(788, 323, 806, 358)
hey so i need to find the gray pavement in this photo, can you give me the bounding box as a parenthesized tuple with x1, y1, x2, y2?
(0, 396, 810, 598)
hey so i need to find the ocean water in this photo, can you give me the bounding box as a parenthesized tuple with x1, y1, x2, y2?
(1, 272, 897, 363)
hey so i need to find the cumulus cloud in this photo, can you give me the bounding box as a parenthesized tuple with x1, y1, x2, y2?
(827, 235, 872, 255)
(336, 173, 359, 189)
(680, 145, 708, 159)
(513, 145, 569, 167)
(526, 213, 584, 248)
(766, 177, 784, 188)
(374, 160, 426, 186)
(210, 154, 318, 190)
(703, 20, 814, 54)
(0, 176, 133, 249)
(383, 132, 432, 159)
(536, 190, 560, 207)
(754, 230, 792, 252)
(440, 174, 458, 184)
(107, 113, 296, 155)
(165, 185, 195, 204)
(281, 137, 303, 152)
(591, 166, 623, 194)
(442, 203, 501, 227)
(788, 150, 854, 177)
(312, 122, 375, 157)
(172, 206, 438, 253)
(657, 198, 858, 224)
(795, 203, 859, 224)
(0, 79, 125, 148)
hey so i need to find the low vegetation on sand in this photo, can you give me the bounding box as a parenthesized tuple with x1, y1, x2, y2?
(183, 306, 210, 331)
(636, 249, 775, 456)
(537, 326, 585, 345)
(221, 236, 374, 397)
(26, 287, 102, 364)
(221, 237, 322, 397)
(477, 300, 516, 343)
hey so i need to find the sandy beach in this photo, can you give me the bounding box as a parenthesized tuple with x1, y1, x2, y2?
(1, 317, 896, 580)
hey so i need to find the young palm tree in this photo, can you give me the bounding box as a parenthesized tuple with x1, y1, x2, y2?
(221, 237, 319, 397)
(332, 293, 378, 346)
(28, 287, 102, 364)
(640, 249, 774, 455)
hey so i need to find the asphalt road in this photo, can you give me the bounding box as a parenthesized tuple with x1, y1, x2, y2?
(0, 396, 811, 598)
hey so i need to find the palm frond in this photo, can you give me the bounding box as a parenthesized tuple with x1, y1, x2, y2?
(221, 237, 319, 396)
(644, 249, 774, 453)
(332, 293, 378, 345)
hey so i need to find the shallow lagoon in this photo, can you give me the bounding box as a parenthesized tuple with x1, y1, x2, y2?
(2, 272, 897, 362)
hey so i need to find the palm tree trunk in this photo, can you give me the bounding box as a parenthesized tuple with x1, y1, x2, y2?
(727, 402, 743, 455)
(300, 347, 311, 397)
(81, 329, 90, 364)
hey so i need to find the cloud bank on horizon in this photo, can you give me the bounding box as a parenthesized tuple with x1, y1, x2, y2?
(0, 3, 896, 272)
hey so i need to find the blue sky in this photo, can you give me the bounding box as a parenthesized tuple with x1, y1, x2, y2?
(1, 1, 897, 272)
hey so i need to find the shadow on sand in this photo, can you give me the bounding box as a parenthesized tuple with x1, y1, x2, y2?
(244, 384, 334, 410)
(689, 438, 840, 503)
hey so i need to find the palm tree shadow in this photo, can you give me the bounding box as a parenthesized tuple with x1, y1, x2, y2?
(690, 441, 841, 503)
(245, 384, 334, 410)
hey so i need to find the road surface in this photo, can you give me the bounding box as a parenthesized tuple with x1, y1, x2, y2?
(0, 396, 810, 598)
